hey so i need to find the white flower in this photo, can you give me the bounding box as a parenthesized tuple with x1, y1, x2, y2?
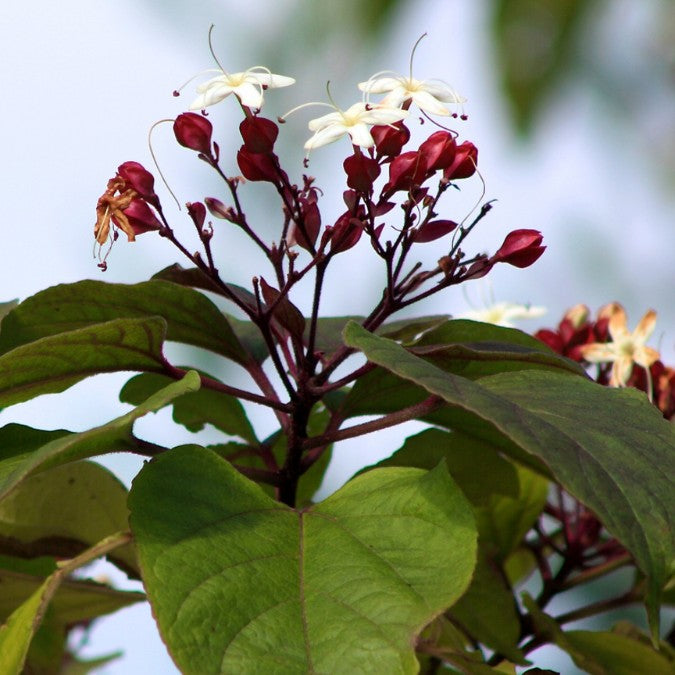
(188, 67, 295, 111)
(580, 303, 659, 387)
(458, 302, 547, 328)
(359, 73, 466, 117)
(304, 102, 408, 151)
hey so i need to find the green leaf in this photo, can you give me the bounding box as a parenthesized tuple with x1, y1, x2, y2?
(476, 463, 549, 562)
(129, 445, 477, 674)
(0, 300, 18, 326)
(0, 563, 142, 675)
(523, 594, 673, 674)
(0, 461, 138, 577)
(120, 372, 257, 444)
(448, 547, 526, 664)
(0, 317, 167, 409)
(343, 322, 675, 634)
(0, 279, 248, 365)
(0, 371, 200, 501)
(359, 428, 519, 505)
(408, 319, 586, 379)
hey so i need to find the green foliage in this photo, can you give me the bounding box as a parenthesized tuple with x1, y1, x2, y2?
(0, 278, 671, 670)
(128, 446, 476, 673)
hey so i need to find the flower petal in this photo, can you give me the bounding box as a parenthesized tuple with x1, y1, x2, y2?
(633, 309, 657, 344)
(233, 81, 264, 109)
(410, 90, 452, 116)
(358, 77, 403, 94)
(304, 125, 349, 150)
(346, 123, 375, 148)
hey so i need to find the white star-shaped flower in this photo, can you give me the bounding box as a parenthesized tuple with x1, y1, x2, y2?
(189, 67, 295, 111)
(458, 302, 547, 328)
(359, 73, 466, 116)
(304, 102, 408, 151)
(580, 303, 659, 386)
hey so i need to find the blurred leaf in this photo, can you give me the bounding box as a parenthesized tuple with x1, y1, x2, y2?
(0, 460, 138, 578)
(449, 547, 526, 664)
(523, 593, 673, 674)
(129, 445, 476, 673)
(491, 0, 596, 132)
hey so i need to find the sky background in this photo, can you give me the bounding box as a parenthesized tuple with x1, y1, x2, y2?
(0, 0, 673, 672)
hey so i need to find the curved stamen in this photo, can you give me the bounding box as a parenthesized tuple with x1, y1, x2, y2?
(148, 119, 181, 209)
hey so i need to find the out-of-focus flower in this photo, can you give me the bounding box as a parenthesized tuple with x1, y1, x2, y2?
(302, 102, 408, 151)
(580, 303, 659, 387)
(459, 302, 546, 328)
(187, 67, 295, 111)
(359, 72, 466, 117)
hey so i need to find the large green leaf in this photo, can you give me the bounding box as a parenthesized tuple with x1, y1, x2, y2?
(343, 322, 675, 634)
(0, 371, 200, 501)
(120, 372, 257, 444)
(0, 461, 138, 577)
(129, 445, 477, 674)
(0, 317, 167, 408)
(0, 279, 248, 365)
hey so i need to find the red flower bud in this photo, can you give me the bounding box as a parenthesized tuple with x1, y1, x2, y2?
(443, 141, 478, 180)
(491, 229, 545, 268)
(370, 121, 410, 157)
(173, 112, 213, 156)
(117, 161, 160, 208)
(114, 198, 162, 238)
(236, 146, 279, 183)
(419, 131, 457, 171)
(343, 152, 381, 193)
(412, 219, 458, 243)
(287, 198, 321, 252)
(239, 116, 279, 154)
(330, 211, 364, 253)
(385, 151, 430, 193)
(187, 201, 206, 229)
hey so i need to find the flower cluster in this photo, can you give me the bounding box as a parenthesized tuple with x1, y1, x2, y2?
(93, 46, 546, 346)
(536, 303, 673, 419)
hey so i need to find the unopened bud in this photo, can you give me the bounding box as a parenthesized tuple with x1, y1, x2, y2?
(491, 229, 545, 268)
(239, 116, 279, 154)
(173, 112, 214, 156)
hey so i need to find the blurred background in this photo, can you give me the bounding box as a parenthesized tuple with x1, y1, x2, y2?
(1, 0, 673, 672)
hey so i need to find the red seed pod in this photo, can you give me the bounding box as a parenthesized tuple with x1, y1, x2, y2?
(386, 150, 429, 193)
(491, 229, 545, 268)
(370, 121, 410, 157)
(419, 131, 457, 172)
(443, 141, 478, 180)
(343, 152, 381, 193)
(117, 161, 160, 208)
(114, 198, 162, 238)
(412, 219, 458, 243)
(236, 146, 279, 183)
(173, 112, 214, 156)
(239, 116, 279, 154)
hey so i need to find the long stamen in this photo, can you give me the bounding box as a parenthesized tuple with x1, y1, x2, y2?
(148, 119, 181, 209)
(409, 33, 427, 81)
(172, 69, 223, 96)
(279, 100, 335, 122)
(207, 24, 227, 74)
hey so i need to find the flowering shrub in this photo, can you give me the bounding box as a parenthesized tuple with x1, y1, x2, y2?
(0, 33, 673, 674)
